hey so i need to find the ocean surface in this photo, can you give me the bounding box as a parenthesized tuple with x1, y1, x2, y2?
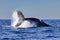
(0, 19, 60, 40)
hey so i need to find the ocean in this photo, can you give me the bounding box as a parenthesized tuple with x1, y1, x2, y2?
(0, 19, 60, 40)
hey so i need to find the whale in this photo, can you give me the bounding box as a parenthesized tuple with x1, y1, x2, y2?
(11, 10, 51, 28)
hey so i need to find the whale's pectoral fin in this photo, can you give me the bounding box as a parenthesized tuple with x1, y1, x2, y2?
(11, 10, 25, 27)
(39, 20, 51, 27)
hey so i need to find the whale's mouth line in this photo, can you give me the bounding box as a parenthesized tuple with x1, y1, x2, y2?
(11, 10, 51, 28)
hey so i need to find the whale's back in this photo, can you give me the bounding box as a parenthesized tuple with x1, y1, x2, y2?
(25, 18, 50, 27)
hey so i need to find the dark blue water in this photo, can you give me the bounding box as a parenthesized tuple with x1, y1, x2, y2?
(0, 19, 60, 40)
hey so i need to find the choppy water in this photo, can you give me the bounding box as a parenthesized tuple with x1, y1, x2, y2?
(0, 19, 60, 40)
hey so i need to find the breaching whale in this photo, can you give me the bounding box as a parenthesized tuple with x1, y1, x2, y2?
(11, 10, 51, 28)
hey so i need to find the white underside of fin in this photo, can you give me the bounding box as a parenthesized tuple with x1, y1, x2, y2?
(18, 20, 35, 28)
(11, 10, 24, 28)
(11, 11, 19, 27)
